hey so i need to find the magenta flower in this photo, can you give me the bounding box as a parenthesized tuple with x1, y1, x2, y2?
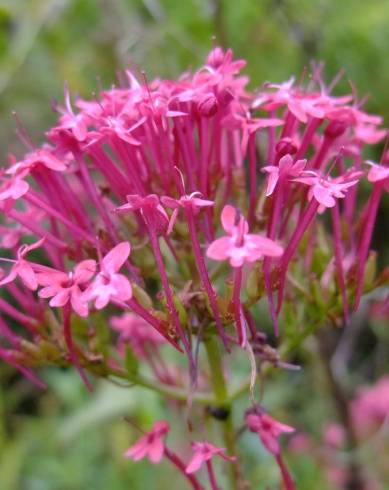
(0, 174, 29, 202)
(261, 154, 307, 196)
(245, 409, 295, 456)
(83, 242, 132, 309)
(116, 194, 169, 235)
(207, 205, 283, 267)
(6, 148, 67, 175)
(37, 260, 96, 317)
(246, 407, 295, 490)
(186, 441, 235, 474)
(124, 420, 170, 464)
(0, 238, 44, 290)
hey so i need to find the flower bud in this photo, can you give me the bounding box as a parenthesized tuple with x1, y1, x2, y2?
(324, 120, 348, 139)
(196, 93, 219, 117)
(276, 137, 297, 157)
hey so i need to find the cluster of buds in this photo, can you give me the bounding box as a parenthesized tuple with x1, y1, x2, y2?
(0, 47, 387, 488)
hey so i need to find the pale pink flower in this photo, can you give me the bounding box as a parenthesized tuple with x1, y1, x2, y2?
(83, 242, 132, 309)
(37, 260, 96, 317)
(261, 154, 307, 196)
(0, 238, 45, 290)
(207, 205, 283, 267)
(185, 441, 235, 474)
(124, 420, 170, 464)
(294, 169, 362, 211)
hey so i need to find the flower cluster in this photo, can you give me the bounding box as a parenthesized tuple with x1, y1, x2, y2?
(0, 47, 387, 488)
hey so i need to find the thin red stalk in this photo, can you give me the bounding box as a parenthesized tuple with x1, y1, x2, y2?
(147, 228, 195, 376)
(125, 297, 183, 352)
(0, 346, 46, 389)
(294, 118, 322, 160)
(25, 191, 95, 244)
(164, 448, 204, 490)
(62, 303, 92, 391)
(0, 297, 38, 333)
(206, 460, 220, 490)
(185, 207, 229, 349)
(275, 453, 295, 490)
(8, 209, 67, 249)
(233, 266, 246, 347)
(73, 152, 119, 243)
(277, 199, 319, 313)
(354, 183, 383, 310)
(331, 202, 349, 323)
(248, 133, 257, 227)
(310, 136, 332, 170)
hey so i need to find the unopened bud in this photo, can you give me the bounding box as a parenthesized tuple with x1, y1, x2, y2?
(196, 93, 218, 117)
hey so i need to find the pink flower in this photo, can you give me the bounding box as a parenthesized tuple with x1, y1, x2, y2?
(366, 161, 389, 190)
(246, 407, 295, 490)
(37, 260, 96, 317)
(161, 192, 214, 234)
(116, 194, 169, 235)
(0, 174, 29, 202)
(185, 441, 235, 474)
(245, 409, 295, 456)
(6, 148, 67, 175)
(124, 420, 170, 464)
(294, 169, 362, 211)
(261, 154, 307, 196)
(83, 242, 132, 309)
(207, 205, 283, 267)
(0, 238, 45, 290)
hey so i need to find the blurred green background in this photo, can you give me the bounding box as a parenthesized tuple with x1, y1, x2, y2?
(0, 1, 388, 489)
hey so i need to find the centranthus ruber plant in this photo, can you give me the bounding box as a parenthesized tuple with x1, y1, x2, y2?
(0, 47, 388, 489)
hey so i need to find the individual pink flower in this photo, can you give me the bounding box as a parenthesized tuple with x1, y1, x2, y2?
(246, 407, 295, 490)
(6, 147, 67, 175)
(261, 154, 307, 196)
(83, 242, 132, 309)
(294, 169, 362, 211)
(124, 420, 170, 464)
(207, 205, 283, 267)
(0, 174, 29, 202)
(0, 238, 45, 290)
(116, 194, 169, 235)
(185, 441, 235, 474)
(245, 409, 295, 456)
(366, 161, 389, 190)
(37, 259, 96, 317)
(161, 192, 214, 234)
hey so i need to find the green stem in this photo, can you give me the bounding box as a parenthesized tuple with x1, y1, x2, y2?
(204, 337, 240, 490)
(108, 367, 215, 405)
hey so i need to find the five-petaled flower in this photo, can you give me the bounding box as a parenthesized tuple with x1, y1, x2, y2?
(207, 205, 284, 267)
(36, 260, 96, 317)
(83, 242, 132, 309)
(261, 153, 307, 196)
